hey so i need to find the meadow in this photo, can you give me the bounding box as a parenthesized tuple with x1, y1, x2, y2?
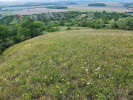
(0, 29, 133, 100)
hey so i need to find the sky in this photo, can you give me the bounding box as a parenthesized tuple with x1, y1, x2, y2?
(0, 0, 131, 2)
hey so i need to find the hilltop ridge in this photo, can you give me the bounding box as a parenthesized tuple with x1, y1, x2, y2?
(0, 29, 133, 100)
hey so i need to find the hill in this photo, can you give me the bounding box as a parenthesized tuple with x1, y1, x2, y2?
(0, 29, 133, 100)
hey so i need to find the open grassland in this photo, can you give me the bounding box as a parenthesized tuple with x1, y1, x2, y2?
(0, 29, 133, 100)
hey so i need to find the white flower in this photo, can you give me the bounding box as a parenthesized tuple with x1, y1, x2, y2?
(87, 82, 90, 85)
(86, 68, 88, 72)
(62, 79, 64, 81)
(44, 77, 47, 79)
(67, 82, 70, 84)
(95, 67, 100, 71)
(85, 62, 87, 64)
(15, 78, 19, 82)
(60, 91, 62, 94)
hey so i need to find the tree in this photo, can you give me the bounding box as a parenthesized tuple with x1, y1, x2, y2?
(17, 18, 44, 41)
(0, 25, 10, 41)
(94, 19, 105, 29)
(117, 17, 133, 30)
(110, 19, 118, 29)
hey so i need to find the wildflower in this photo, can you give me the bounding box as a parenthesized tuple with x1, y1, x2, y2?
(85, 68, 88, 72)
(115, 65, 118, 67)
(15, 78, 19, 82)
(95, 67, 100, 71)
(62, 79, 64, 81)
(77, 95, 79, 96)
(67, 82, 70, 84)
(60, 91, 62, 94)
(66, 67, 68, 69)
(44, 77, 47, 79)
(87, 82, 90, 85)
(85, 62, 87, 64)
(81, 67, 84, 69)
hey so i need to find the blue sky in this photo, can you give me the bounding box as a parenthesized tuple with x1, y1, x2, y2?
(0, 0, 113, 1)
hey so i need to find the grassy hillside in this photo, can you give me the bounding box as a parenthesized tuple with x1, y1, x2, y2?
(0, 29, 133, 100)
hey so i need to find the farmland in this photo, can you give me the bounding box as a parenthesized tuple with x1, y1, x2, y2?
(0, 2, 133, 16)
(67, 3, 132, 13)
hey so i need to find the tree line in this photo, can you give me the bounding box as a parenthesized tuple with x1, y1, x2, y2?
(0, 11, 133, 54)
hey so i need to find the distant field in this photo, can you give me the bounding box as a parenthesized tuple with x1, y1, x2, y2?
(0, 6, 71, 15)
(0, 2, 132, 15)
(14, 7, 70, 15)
(67, 8, 103, 12)
(67, 3, 132, 13)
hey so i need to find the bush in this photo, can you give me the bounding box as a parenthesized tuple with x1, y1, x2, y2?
(117, 17, 133, 30)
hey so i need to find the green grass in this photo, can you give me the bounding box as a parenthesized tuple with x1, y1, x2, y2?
(0, 29, 133, 100)
(58, 26, 88, 31)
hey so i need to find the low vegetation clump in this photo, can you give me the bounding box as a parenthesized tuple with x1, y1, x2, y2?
(0, 29, 133, 100)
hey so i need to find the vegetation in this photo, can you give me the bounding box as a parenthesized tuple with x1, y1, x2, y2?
(88, 3, 106, 6)
(115, 17, 133, 30)
(0, 18, 45, 54)
(0, 11, 133, 54)
(124, 3, 133, 9)
(0, 29, 133, 100)
(46, 6, 68, 9)
(0, 14, 2, 18)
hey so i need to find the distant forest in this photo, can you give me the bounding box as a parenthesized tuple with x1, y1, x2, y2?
(46, 6, 68, 9)
(88, 3, 106, 6)
(124, 3, 133, 9)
